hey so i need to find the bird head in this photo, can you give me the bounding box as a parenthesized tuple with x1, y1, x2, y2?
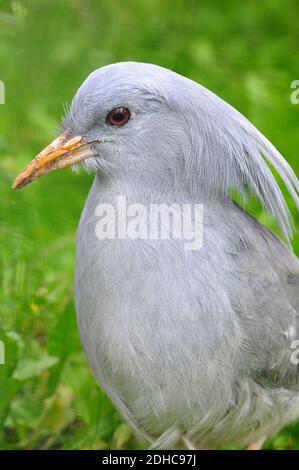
(12, 62, 190, 192)
(12, 61, 299, 239)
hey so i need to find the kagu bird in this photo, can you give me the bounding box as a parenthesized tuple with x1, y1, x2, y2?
(13, 62, 299, 450)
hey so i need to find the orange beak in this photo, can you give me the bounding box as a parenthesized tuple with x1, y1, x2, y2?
(12, 131, 99, 189)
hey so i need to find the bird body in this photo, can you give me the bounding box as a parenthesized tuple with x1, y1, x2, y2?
(76, 176, 299, 448)
(13, 62, 299, 449)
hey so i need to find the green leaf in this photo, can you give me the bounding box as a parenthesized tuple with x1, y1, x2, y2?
(0, 378, 19, 416)
(113, 423, 133, 449)
(13, 353, 59, 381)
(47, 303, 80, 391)
(10, 396, 43, 428)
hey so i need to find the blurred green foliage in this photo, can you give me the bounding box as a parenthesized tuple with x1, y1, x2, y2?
(0, 0, 298, 450)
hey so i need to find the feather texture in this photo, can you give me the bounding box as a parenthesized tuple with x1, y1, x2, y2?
(62, 62, 299, 449)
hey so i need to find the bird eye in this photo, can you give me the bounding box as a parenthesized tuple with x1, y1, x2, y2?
(106, 107, 131, 126)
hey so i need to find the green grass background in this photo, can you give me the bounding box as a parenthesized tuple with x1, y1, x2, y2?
(0, 0, 299, 450)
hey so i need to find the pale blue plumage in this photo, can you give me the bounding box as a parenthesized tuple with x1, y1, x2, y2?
(63, 62, 299, 449)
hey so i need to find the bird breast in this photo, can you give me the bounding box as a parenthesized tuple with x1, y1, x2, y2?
(74, 175, 242, 437)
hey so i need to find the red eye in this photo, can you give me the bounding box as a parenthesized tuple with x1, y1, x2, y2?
(106, 107, 131, 126)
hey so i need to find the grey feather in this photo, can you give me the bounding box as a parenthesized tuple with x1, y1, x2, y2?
(63, 62, 299, 448)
